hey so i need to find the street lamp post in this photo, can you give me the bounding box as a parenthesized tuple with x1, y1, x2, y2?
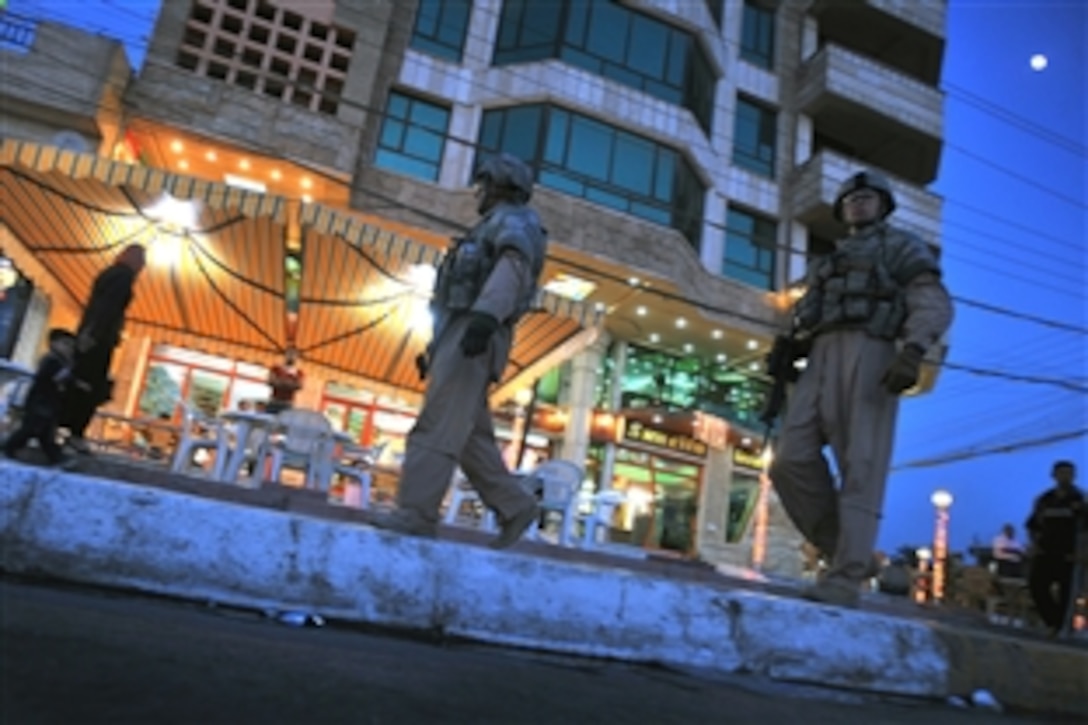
(930, 489, 954, 602)
(914, 547, 933, 603)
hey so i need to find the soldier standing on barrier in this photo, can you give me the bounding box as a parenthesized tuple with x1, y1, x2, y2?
(370, 154, 544, 548)
(767, 171, 953, 607)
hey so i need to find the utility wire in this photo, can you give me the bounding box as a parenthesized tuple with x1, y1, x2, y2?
(892, 427, 1088, 471)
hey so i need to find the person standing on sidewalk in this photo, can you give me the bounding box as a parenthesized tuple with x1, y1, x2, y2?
(370, 154, 545, 548)
(266, 347, 304, 415)
(767, 171, 953, 607)
(3, 328, 76, 467)
(62, 243, 146, 453)
(1025, 460, 1084, 635)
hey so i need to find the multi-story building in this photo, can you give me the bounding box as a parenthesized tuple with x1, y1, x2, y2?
(0, 0, 946, 575)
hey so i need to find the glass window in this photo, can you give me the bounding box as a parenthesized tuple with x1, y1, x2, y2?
(493, 0, 716, 134)
(478, 104, 705, 251)
(724, 206, 777, 290)
(410, 0, 472, 63)
(732, 96, 776, 178)
(726, 476, 759, 543)
(740, 1, 775, 69)
(375, 91, 451, 182)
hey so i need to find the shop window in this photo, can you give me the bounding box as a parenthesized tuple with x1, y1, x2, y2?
(137, 346, 271, 421)
(410, 0, 472, 63)
(375, 91, 451, 182)
(732, 96, 777, 178)
(494, 0, 716, 134)
(0, 259, 33, 359)
(726, 476, 759, 543)
(723, 205, 777, 290)
(478, 104, 705, 250)
(740, 1, 776, 69)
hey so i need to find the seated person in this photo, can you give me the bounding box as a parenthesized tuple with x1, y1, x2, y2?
(991, 523, 1026, 578)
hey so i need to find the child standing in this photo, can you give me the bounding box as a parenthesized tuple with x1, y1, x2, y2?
(3, 329, 76, 466)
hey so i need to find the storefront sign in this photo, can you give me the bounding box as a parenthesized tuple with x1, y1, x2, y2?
(692, 411, 728, 450)
(622, 419, 707, 457)
(732, 448, 765, 471)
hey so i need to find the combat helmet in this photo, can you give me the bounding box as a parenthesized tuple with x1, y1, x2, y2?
(474, 153, 534, 203)
(832, 170, 896, 221)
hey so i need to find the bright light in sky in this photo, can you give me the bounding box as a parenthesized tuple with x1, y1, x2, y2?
(1029, 53, 1048, 71)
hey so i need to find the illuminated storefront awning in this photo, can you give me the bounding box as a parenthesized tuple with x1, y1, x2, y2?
(0, 141, 603, 400)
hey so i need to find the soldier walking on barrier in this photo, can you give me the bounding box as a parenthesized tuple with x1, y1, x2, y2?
(766, 171, 954, 607)
(370, 154, 545, 548)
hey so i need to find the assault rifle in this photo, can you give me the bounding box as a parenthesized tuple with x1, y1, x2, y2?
(759, 332, 806, 450)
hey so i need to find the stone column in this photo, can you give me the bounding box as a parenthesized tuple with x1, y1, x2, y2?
(10, 287, 51, 369)
(694, 445, 731, 559)
(556, 334, 609, 472)
(596, 340, 627, 491)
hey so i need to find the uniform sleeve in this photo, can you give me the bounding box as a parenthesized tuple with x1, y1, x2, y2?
(472, 251, 532, 324)
(901, 272, 953, 350)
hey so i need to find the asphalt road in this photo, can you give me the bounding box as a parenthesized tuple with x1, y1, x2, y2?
(0, 576, 1062, 724)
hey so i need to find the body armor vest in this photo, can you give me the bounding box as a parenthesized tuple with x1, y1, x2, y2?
(795, 232, 906, 340)
(431, 203, 546, 324)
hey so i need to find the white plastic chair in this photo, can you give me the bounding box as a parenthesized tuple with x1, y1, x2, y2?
(580, 489, 628, 547)
(264, 409, 335, 490)
(443, 468, 497, 530)
(332, 441, 387, 509)
(170, 402, 227, 477)
(521, 460, 585, 546)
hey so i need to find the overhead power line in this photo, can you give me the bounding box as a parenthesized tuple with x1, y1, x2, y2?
(892, 427, 1088, 471)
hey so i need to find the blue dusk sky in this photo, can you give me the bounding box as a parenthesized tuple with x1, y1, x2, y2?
(9, 0, 1087, 555)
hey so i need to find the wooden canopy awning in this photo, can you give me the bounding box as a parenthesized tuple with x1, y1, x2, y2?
(0, 140, 603, 400)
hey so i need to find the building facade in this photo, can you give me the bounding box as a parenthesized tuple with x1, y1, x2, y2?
(0, 0, 947, 576)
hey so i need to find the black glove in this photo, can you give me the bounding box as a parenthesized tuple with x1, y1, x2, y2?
(460, 312, 500, 358)
(882, 343, 925, 394)
(415, 353, 429, 381)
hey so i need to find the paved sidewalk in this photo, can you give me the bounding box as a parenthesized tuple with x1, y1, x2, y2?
(1, 457, 1085, 717)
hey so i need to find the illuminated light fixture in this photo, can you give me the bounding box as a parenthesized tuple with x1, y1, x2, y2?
(177, 159, 189, 171)
(716, 353, 727, 363)
(205, 150, 218, 162)
(543, 272, 596, 301)
(300, 176, 313, 189)
(301, 194, 313, 203)
(594, 301, 606, 312)
(741, 437, 752, 447)
(170, 139, 183, 153)
(651, 414, 663, 425)
(147, 194, 199, 230)
(224, 173, 267, 193)
(635, 305, 647, 316)
(239, 158, 251, 171)
(746, 339, 759, 350)
(406, 264, 437, 332)
(628, 276, 640, 286)
(148, 234, 185, 269)
(649, 333, 660, 343)
(675, 317, 687, 329)
(270, 168, 282, 181)
(711, 329, 723, 340)
(748, 361, 760, 371)
(682, 343, 694, 353)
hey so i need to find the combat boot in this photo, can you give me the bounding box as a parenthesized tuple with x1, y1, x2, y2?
(802, 577, 861, 608)
(490, 502, 539, 550)
(367, 508, 438, 539)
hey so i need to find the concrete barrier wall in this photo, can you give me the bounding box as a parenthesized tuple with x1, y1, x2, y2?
(3, 462, 1084, 715)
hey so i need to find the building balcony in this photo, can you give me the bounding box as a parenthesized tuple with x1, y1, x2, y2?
(789, 149, 943, 245)
(797, 44, 944, 185)
(809, 0, 945, 85)
(0, 17, 130, 152)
